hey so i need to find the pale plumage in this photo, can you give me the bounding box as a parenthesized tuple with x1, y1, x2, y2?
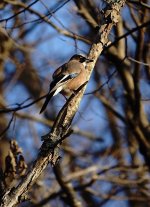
(40, 54, 93, 113)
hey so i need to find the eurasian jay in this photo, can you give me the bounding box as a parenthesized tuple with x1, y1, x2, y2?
(40, 54, 93, 113)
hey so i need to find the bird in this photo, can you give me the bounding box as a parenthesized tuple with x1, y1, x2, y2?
(40, 54, 93, 114)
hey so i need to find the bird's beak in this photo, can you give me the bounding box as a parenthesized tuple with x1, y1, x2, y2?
(86, 58, 93, 63)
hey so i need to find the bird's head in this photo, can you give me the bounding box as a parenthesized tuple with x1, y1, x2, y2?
(70, 54, 93, 64)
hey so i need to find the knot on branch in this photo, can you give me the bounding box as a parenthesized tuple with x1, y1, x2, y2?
(40, 132, 59, 155)
(101, 7, 120, 25)
(101, 0, 125, 25)
(105, 0, 125, 7)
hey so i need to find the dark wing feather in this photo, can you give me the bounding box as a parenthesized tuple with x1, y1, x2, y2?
(50, 73, 79, 93)
(39, 91, 55, 114)
(40, 73, 78, 113)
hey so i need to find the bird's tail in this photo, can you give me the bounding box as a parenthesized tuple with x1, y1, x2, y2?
(39, 91, 54, 114)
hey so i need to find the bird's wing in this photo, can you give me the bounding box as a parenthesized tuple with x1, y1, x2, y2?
(52, 62, 69, 78)
(40, 63, 79, 114)
(52, 66, 62, 79)
(50, 72, 79, 94)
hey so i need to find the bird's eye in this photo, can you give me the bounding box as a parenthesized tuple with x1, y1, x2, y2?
(80, 57, 85, 62)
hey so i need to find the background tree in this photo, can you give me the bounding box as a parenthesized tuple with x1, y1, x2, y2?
(0, 0, 150, 207)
